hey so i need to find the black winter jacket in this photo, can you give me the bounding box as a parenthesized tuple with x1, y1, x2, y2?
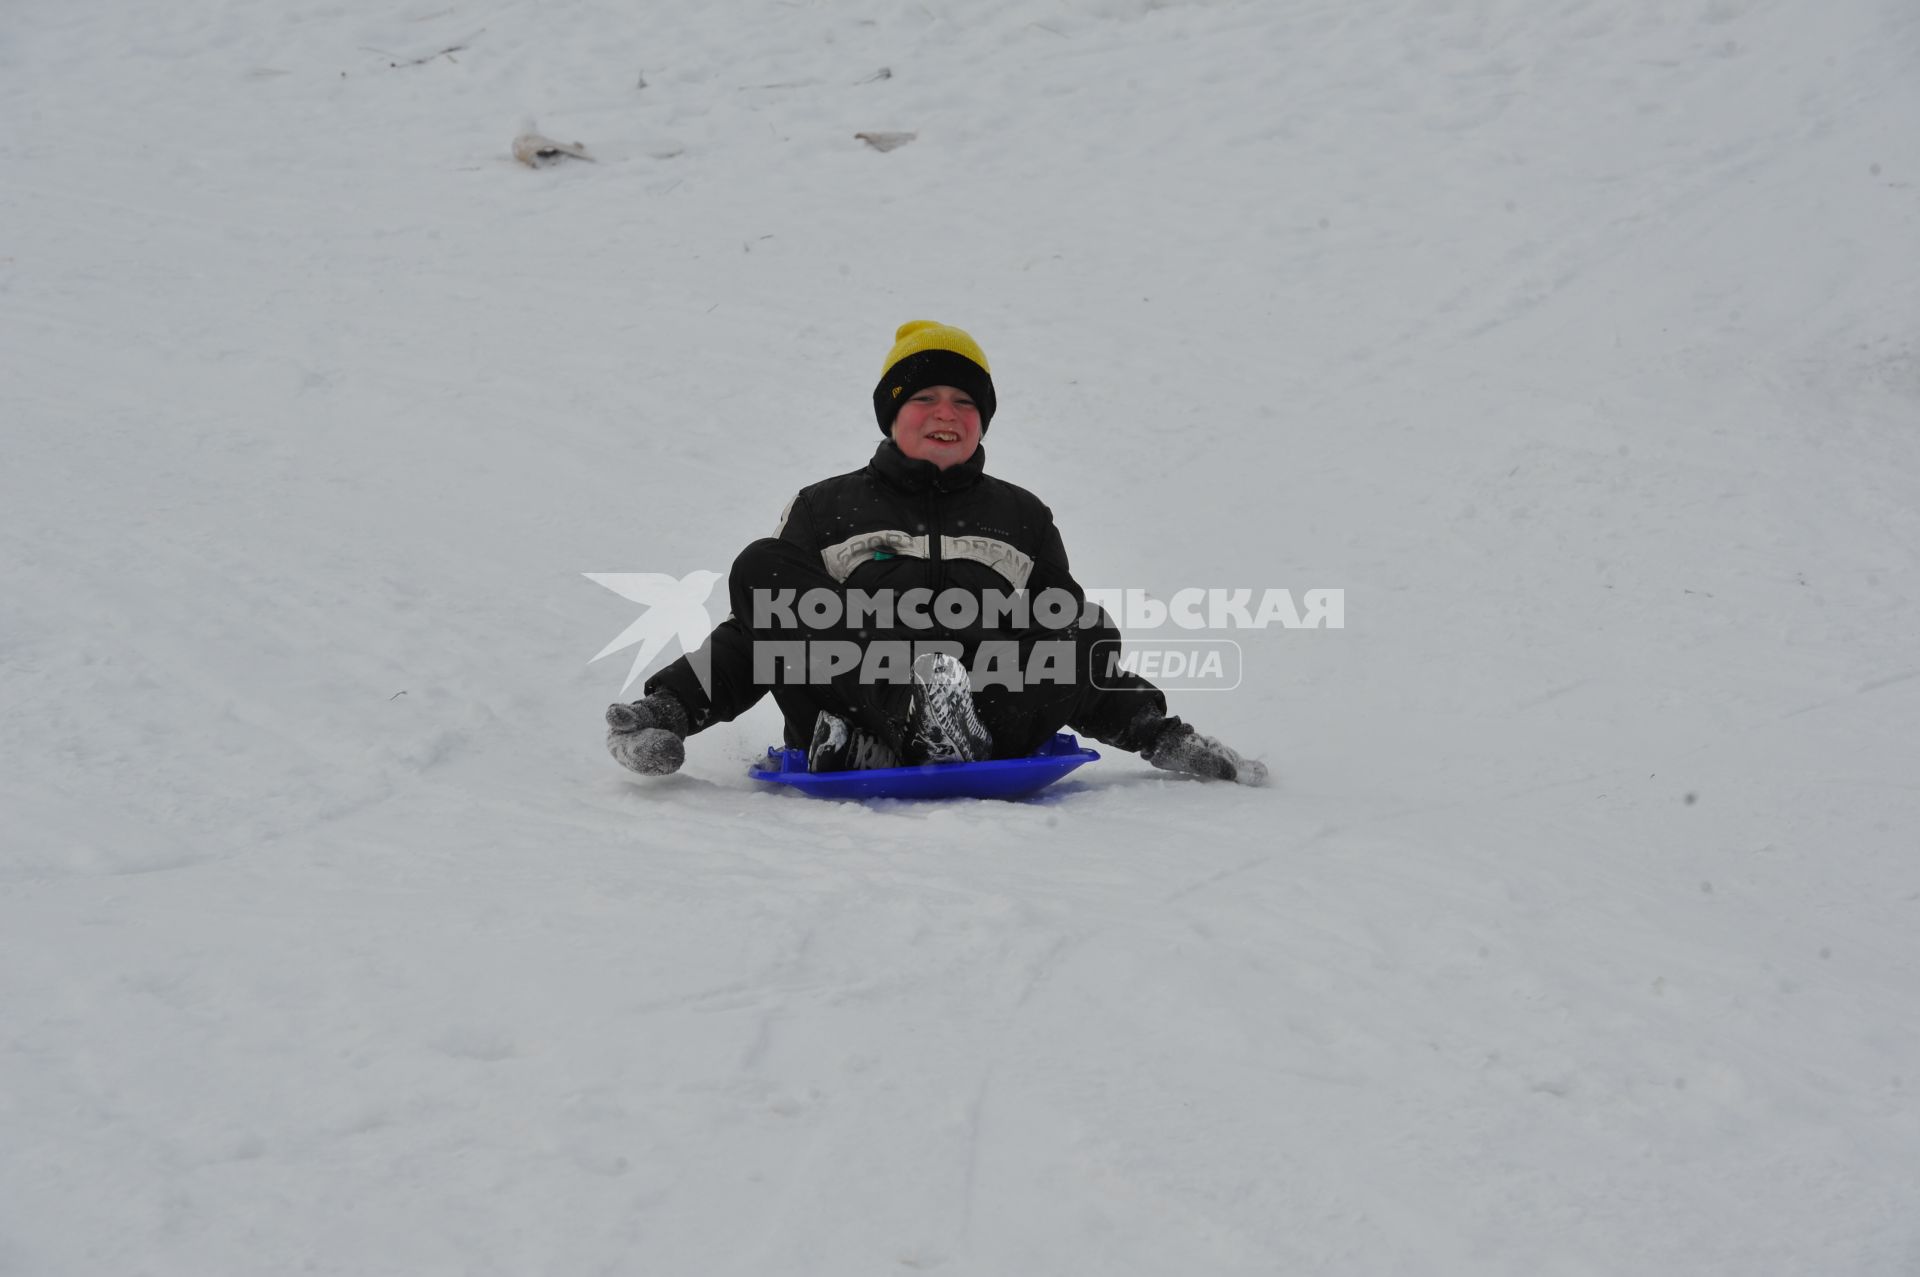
(772, 440, 1084, 621)
(646, 440, 1166, 750)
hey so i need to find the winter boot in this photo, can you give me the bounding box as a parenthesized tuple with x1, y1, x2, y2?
(1142, 717, 1269, 786)
(605, 692, 691, 776)
(905, 651, 992, 764)
(807, 711, 901, 773)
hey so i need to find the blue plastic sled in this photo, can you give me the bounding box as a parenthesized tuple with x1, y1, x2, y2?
(750, 732, 1100, 801)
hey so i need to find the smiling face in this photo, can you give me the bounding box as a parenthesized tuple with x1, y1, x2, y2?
(889, 384, 983, 469)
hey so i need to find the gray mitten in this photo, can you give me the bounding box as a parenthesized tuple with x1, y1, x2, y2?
(605, 692, 691, 776)
(1143, 719, 1270, 787)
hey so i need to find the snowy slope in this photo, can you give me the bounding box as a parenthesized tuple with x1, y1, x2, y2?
(4, 0, 1918, 1272)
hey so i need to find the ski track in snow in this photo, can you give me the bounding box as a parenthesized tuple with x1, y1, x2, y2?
(4, 0, 1919, 1271)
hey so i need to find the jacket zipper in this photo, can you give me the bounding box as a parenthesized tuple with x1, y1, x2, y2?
(927, 489, 944, 596)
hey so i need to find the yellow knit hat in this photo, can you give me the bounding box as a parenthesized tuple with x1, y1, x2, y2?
(872, 320, 997, 434)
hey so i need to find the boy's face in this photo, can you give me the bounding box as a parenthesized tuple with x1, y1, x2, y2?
(890, 384, 983, 470)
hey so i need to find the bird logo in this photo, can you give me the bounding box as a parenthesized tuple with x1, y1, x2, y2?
(585, 570, 725, 695)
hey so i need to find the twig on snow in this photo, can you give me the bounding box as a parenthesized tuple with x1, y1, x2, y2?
(361, 30, 484, 68)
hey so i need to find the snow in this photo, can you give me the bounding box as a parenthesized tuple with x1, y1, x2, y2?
(4, 0, 1918, 1270)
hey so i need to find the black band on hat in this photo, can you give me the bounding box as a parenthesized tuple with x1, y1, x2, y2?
(873, 349, 997, 435)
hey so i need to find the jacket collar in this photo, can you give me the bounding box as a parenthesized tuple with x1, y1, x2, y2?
(868, 439, 988, 495)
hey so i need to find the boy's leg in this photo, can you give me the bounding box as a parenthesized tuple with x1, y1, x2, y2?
(971, 607, 1169, 758)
